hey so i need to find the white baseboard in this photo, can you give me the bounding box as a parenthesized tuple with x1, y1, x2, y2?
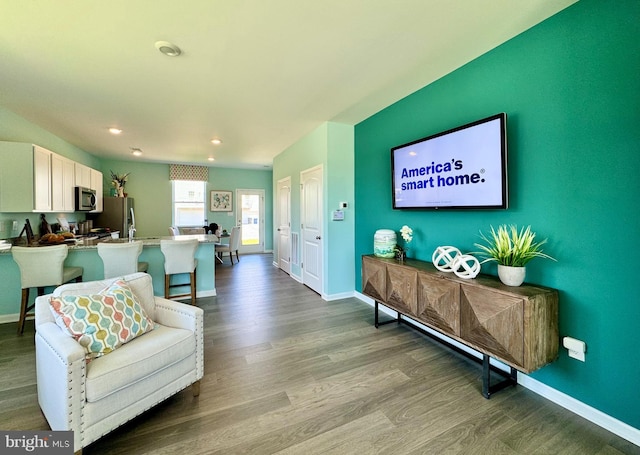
(354, 291, 640, 447)
(324, 291, 356, 301)
(517, 374, 640, 446)
(0, 313, 18, 324)
(196, 289, 216, 298)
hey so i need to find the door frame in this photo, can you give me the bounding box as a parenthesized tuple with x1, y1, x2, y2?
(276, 176, 292, 274)
(236, 188, 265, 254)
(300, 165, 323, 295)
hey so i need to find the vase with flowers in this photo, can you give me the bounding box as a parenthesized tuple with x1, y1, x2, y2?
(110, 170, 130, 197)
(395, 225, 413, 261)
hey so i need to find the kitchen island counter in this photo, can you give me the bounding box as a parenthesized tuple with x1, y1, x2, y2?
(0, 235, 219, 322)
(0, 234, 220, 252)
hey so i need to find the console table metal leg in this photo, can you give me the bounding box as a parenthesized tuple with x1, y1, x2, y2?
(482, 354, 518, 399)
(374, 300, 399, 328)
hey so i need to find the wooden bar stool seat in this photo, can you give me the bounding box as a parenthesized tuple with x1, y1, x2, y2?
(97, 241, 148, 279)
(12, 244, 83, 335)
(160, 239, 199, 305)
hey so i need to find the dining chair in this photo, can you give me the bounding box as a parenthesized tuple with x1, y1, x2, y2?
(12, 244, 83, 334)
(215, 226, 241, 265)
(97, 241, 149, 279)
(160, 239, 199, 305)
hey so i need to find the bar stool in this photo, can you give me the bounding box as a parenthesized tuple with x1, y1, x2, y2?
(97, 241, 149, 279)
(12, 244, 83, 335)
(160, 239, 199, 305)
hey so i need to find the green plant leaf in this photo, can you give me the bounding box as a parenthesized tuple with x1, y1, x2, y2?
(472, 224, 556, 267)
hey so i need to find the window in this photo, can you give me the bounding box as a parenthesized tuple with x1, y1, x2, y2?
(172, 180, 206, 227)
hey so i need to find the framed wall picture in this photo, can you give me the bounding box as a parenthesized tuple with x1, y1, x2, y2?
(210, 190, 232, 211)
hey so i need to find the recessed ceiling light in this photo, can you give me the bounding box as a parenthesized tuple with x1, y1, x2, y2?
(155, 41, 181, 57)
(210, 138, 222, 145)
(208, 157, 215, 162)
(109, 127, 122, 135)
(130, 148, 143, 157)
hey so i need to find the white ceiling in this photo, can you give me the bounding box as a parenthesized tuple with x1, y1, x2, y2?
(0, 0, 577, 169)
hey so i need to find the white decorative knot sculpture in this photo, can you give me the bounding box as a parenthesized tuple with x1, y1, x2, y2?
(432, 246, 461, 272)
(451, 254, 481, 279)
(432, 246, 481, 279)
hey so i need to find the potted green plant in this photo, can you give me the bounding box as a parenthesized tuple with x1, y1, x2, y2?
(474, 224, 555, 286)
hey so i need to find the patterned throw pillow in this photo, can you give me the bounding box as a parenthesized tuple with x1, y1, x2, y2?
(49, 280, 155, 360)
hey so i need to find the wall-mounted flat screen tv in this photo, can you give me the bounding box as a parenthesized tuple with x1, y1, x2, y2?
(392, 113, 508, 210)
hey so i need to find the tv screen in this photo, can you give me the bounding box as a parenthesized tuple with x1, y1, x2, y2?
(392, 113, 508, 210)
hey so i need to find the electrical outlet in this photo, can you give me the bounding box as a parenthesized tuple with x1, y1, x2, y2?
(563, 337, 586, 362)
(12, 220, 19, 231)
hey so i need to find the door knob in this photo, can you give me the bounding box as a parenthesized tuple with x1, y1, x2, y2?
(315, 236, 321, 240)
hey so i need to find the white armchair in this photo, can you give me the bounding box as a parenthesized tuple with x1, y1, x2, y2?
(34, 272, 204, 454)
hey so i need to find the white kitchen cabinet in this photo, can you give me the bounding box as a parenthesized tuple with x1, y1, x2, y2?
(75, 162, 92, 188)
(90, 168, 103, 212)
(0, 141, 101, 214)
(33, 146, 52, 212)
(51, 153, 76, 212)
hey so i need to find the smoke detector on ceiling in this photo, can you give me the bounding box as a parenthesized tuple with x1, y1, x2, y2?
(155, 41, 181, 57)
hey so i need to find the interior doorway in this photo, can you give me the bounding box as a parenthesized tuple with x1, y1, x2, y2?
(236, 189, 265, 254)
(276, 177, 291, 274)
(300, 165, 323, 294)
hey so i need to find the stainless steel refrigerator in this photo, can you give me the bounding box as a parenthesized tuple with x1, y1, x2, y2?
(89, 197, 135, 238)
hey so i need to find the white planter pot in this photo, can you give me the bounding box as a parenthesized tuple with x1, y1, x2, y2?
(497, 265, 526, 286)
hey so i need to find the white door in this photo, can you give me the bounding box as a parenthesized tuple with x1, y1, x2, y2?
(301, 165, 323, 294)
(277, 177, 291, 274)
(236, 189, 265, 254)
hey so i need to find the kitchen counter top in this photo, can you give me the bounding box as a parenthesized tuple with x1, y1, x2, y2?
(72, 234, 220, 249)
(0, 234, 220, 317)
(0, 234, 220, 254)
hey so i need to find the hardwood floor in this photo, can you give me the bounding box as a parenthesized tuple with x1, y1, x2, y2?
(1, 253, 638, 454)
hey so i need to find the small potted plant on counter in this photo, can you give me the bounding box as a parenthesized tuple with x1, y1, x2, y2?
(474, 224, 555, 286)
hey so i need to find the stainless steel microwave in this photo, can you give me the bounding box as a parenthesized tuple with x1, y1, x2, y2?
(75, 186, 96, 211)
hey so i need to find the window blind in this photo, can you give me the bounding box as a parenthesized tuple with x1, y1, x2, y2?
(169, 164, 209, 182)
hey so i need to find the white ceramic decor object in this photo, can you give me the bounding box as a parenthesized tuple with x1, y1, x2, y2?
(432, 246, 461, 272)
(452, 254, 481, 279)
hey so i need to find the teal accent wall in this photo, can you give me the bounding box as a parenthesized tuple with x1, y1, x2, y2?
(273, 122, 354, 296)
(354, 0, 639, 429)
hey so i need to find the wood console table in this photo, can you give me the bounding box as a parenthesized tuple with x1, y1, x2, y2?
(362, 255, 559, 398)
